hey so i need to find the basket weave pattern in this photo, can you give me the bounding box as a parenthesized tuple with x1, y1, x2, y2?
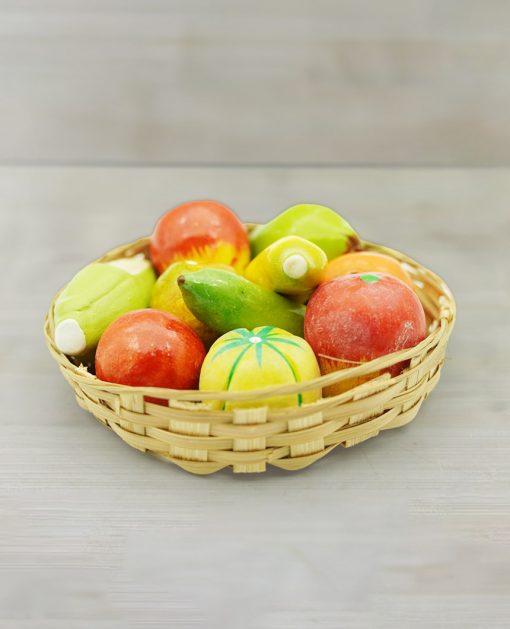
(45, 235, 455, 475)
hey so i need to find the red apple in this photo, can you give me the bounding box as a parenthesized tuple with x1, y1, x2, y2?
(96, 309, 206, 403)
(304, 273, 427, 395)
(150, 200, 250, 274)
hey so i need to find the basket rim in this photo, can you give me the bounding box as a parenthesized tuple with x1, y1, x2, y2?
(44, 234, 456, 404)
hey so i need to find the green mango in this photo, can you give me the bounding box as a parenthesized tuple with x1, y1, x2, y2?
(178, 269, 305, 337)
(250, 204, 360, 261)
(54, 253, 156, 356)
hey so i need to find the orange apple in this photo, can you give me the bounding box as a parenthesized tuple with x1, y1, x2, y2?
(150, 200, 250, 274)
(321, 251, 414, 289)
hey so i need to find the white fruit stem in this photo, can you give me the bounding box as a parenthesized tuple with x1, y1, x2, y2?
(55, 319, 87, 355)
(282, 254, 309, 279)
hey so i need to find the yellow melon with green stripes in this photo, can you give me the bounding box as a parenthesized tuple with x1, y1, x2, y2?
(199, 326, 321, 410)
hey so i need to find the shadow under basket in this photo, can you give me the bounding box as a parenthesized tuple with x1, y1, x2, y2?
(44, 234, 456, 475)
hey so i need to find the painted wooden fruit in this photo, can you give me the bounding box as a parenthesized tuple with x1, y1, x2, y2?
(199, 326, 321, 410)
(304, 273, 427, 396)
(150, 200, 250, 274)
(53, 254, 155, 357)
(96, 309, 206, 403)
(150, 260, 233, 346)
(244, 235, 327, 297)
(249, 204, 360, 261)
(178, 269, 305, 337)
(321, 251, 414, 289)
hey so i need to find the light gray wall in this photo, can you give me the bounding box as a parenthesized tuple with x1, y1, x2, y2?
(1, 0, 509, 165)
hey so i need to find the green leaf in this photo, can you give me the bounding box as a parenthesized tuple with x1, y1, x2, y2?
(226, 344, 253, 388)
(360, 273, 380, 283)
(211, 339, 248, 361)
(255, 341, 263, 367)
(266, 337, 304, 350)
(255, 326, 275, 338)
(234, 328, 253, 339)
(214, 332, 246, 345)
(265, 342, 303, 406)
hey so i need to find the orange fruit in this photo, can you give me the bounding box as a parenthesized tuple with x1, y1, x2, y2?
(321, 251, 414, 289)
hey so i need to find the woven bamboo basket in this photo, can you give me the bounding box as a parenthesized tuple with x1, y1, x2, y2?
(45, 231, 455, 475)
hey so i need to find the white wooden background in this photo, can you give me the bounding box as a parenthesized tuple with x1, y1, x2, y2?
(1, 166, 509, 628)
(1, 0, 510, 165)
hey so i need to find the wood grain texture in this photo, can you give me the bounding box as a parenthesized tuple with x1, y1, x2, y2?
(1, 166, 509, 627)
(1, 1, 510, 165)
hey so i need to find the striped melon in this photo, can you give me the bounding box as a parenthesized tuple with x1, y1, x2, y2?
(199, 326, 321, 410)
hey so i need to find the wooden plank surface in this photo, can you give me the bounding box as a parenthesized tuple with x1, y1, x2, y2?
(1, 166, 509, 628)
(1, 1, 510, 165)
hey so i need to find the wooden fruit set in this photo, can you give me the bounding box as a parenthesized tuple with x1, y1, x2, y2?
(45, 202, 455, 474)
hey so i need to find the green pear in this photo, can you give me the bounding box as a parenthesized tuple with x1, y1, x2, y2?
(250, 204, 360, 261)
(53, 253, 156, 356)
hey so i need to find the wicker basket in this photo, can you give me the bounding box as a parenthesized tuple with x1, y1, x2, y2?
(44, 233, 456, 475)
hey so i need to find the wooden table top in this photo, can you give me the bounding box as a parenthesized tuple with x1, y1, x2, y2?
(1, 166, 508, 628)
